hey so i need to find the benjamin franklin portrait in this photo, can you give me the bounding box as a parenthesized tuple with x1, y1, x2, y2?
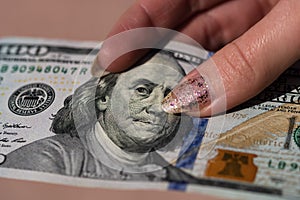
(3, 51, 198, 183)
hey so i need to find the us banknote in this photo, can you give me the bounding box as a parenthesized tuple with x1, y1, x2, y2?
(0, 37, 299, 200)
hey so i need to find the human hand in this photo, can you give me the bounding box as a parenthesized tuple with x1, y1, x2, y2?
(93, 0, 300, 116)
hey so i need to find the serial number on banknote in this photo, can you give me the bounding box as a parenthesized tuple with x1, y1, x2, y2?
(0, 64, 88, 75)
(268, 160, 300, 171)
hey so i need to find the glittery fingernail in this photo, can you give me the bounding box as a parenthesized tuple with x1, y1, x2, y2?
(161, 73, 210, 114)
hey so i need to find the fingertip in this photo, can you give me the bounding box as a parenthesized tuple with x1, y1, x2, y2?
(91, 56, 102, 77)
(97, 47, 150, 73)
(161, 58, 228, 117)
(97, 46, 121, 73)
(95, 47, 129, 73)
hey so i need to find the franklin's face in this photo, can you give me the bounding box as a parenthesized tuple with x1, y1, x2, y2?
(99, 55, 184, 153)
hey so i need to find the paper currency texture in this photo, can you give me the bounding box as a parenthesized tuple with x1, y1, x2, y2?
(0, 37, 299, 200)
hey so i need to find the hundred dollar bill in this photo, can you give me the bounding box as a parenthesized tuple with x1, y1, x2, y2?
(0, 37, 299, 200)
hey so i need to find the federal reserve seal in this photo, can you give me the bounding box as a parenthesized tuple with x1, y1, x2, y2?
(8, 83, 55, 116)
(294, 125, 300, 148)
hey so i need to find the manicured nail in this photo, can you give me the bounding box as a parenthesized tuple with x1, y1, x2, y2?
(161, 73, 210, 114)
(91, 56, 109, 77)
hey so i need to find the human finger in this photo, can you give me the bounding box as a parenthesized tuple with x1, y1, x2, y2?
(162, 0, 300, 117)
(179, 0, 279, 50)
(93, 0, 228, 74)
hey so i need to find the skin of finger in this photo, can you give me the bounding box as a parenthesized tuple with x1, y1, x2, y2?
(96, 0, 227, 73)
(194, 0, 300, 117)
(107, 0, 227, 37)
(97, 0, 270, 73)
(179, 0, 279, 50)
(96, 50, 149, 73)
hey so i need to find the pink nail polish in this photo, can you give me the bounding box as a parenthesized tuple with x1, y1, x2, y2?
(161, 73, 210, 114)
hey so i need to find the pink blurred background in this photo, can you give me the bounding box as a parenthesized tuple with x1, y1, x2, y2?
(0, 0, 135, 41)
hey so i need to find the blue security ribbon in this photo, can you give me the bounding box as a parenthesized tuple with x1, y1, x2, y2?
(168, 118, 208, 191)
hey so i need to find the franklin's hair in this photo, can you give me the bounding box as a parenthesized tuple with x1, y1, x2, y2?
(50, 73, 119, 137)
